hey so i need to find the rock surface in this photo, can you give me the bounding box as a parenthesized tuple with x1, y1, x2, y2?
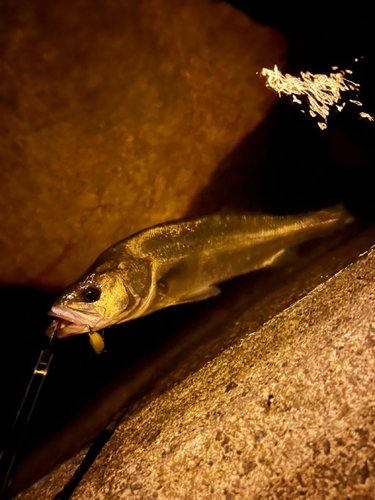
(0, 0, 286, 289)
(18, 244, 375, 499)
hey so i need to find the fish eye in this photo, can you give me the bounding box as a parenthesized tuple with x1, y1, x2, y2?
(82, 287, 101, 303)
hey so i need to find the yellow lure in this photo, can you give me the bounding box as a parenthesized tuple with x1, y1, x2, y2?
(88, 331, 105, 354)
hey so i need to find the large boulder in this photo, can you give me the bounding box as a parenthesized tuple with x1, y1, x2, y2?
(0, 0, 287, 290)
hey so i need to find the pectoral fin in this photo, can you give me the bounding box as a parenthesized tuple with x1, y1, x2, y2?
(176, 285, 221, 305)
(255, 248, 287, 269)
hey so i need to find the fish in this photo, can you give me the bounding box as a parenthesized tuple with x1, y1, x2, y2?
(47, 206, 352, 339)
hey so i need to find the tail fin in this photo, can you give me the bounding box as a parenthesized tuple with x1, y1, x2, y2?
(311, 204, 355, 228)
(294, 204, 355, 245)
(270, 204, 354, 268)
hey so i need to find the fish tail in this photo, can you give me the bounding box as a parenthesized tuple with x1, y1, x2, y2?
(293, 204, 354, 246)
(309, 204, 354, 228)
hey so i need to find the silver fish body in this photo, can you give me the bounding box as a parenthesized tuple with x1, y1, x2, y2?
(48, 206, 351, 337)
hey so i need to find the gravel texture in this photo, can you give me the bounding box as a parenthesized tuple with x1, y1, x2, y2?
(18, 246, 375, 499)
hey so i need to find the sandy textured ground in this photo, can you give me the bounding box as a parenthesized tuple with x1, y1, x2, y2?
(18, 245, 375, 499)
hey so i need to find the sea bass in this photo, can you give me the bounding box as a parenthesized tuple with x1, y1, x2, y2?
(48, 206, 351, 338)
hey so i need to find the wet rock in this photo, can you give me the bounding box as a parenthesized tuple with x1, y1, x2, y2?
(0, 0, 286, 290)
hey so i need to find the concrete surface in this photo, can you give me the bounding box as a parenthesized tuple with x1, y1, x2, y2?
(18, 243, 375, 499)
(0, 0, 286, 290)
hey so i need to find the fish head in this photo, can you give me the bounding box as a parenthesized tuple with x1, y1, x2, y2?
(47, 253, 153, 338)
(48, 270, 130, 338)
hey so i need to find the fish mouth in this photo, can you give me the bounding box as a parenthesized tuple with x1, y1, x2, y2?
(47, 306, 97, 338)
(46, 319, 90, 338)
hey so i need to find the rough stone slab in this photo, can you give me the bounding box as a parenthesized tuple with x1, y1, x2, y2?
(19, 246, 375, 499)
(0, 0, 286, 289)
